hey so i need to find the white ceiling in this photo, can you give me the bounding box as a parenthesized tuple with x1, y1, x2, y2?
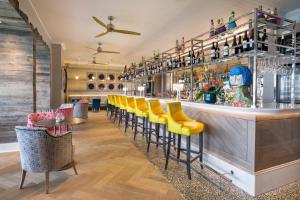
(29, 0, 300, 67)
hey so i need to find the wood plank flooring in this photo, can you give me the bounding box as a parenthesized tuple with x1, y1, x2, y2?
(0, 112, 183, 200)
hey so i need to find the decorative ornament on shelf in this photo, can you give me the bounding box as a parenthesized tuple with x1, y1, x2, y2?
(215, 18, 226, 35)
(226, 65, 252, 107)
(228, 11, 237, 31)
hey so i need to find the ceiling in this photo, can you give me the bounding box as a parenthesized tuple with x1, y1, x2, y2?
(28, 0, 300, 67)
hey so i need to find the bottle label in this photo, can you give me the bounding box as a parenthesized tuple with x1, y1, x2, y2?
(243, 41, 248, 49)
(231, 48, 236, 55)
(224, 46, 229, 56)
(210, 49, 215, 58)
(250, 39, 254, 48)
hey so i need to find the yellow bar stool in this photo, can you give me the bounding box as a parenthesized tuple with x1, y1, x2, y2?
(133, 98, 148, 140)
(146, 100, 168, 155)
(165, 102, 205, 180)
(109, 95, 116, 120)
(118, 96, 127, 126)
(113, 95, 121, 123)
(124, 97, 136, 133)
(107, 95, 113, 117)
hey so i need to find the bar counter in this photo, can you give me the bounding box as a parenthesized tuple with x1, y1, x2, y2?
(147, 97, 300, 196)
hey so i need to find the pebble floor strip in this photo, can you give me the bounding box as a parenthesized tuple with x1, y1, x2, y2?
(117, 122, 300, 200)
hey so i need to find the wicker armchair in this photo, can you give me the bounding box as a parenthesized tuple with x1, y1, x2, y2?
(73, 102, 88, 119)
(15, 126, 78, 194)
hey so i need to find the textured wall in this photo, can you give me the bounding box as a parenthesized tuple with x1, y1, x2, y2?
(0, 30, 50, 143)
(36, 41, 50, 111)
(0, 30, 33, 143)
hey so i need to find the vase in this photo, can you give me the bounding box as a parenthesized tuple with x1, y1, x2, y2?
(204, 93, 217, 104)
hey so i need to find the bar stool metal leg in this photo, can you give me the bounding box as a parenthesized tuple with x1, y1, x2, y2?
(162, 124, 167, 156)
(164, 131, 172, 170)
(177, 134, 181, 159)
(199, 133, 204, 169)
(125, 111, 129, 132)
(186, 136, 191, 180)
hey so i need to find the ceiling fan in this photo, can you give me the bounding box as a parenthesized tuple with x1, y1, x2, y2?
(86, 42, 120, 55)
(90, 57, 108, 65)
(92, 16, 141, 38)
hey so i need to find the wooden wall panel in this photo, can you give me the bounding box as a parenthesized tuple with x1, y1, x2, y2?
(0, 29, 33, 143)
(36, 41, 50, 111)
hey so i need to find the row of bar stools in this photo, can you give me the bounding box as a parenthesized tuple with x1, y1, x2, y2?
(133, 98, 148, 140)
(164, 102, 205, 180)
(124, 97, 136, 133)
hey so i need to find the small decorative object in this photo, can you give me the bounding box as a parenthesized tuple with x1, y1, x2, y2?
(209, 19, 215, 37)
(108, 74, 115, 81)
(173, 83, 184, 101)
(88, 83, 95, 90)
(98, 74, 105, 80)
(98, 83, 105, 90)
(175, 39, 180, 54)
(228, 65, 252, 107)
(55, 112, 65, 123)
(203, 85, 217, 104)
(228, 11, 237, 31)
(215, 18, 226, 35)
(257, 5, 267, 22)
(108, 84, 114, 90)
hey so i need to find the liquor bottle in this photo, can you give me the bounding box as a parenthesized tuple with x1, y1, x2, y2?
(182, 56, 186, 67)
(262, 29, 268, 51)
(238, 35, 243, 53)
(223, 38, 229, 57)
(249, 28, 254, 50)
(257, 31, 262, 50)
(211, 42, 216, 60)
(170, 57, 173, 70)
(178, 56, 181, 68)
(231, 35, 238, 55)
(209, 19, 215, 37)
(187, 51, 191, 66)
(192, 50, 195, 64)
(242, 31, 249, 51)
(216, 42, 220, 59)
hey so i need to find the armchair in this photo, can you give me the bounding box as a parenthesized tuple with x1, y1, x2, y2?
(15, 126, 78, 194)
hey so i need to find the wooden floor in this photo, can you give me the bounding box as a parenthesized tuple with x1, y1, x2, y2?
(0, 112, 182, 200)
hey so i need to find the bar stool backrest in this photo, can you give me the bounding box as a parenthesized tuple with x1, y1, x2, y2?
(166, 102, 189, 121)
(114, 95, 120, 107)
(126, 97, 135, 109)
(134, 98, 147, 112)
(148, 100, 165, 117)
(119, 96, 127, 107)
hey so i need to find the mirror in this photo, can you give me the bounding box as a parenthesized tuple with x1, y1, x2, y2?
(87, 72, 95, 80)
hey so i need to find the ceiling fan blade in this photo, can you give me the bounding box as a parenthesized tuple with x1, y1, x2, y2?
(93, 52, 100, 55)
(101, 50, 120, 54)
(86, 47, 97, 51)
(95, 31, 108, 38)
(113, 29, 141, 36)
(92, 16, 107, 28)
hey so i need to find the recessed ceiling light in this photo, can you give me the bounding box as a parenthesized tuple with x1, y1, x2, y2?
(75, 76, 79, 80)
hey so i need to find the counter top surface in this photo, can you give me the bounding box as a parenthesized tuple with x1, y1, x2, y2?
(145, 97, 300, 115)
